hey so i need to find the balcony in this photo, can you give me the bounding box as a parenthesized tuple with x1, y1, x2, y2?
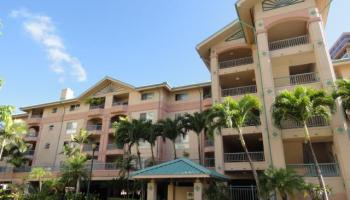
(83, 144, 100, 152)
(112, 101, 128, 106)
(287, 163, 340, 177)
(269, 35, 309, 51)
(107, 143, 123, 150)
(229, 186, 259, 200)
(30, 114, 43, 119)
(86, 124, 102, 132)
(204, 139, 214, 147)
(219, 57, 253, 69)
(222, 85, 257, 97)
(88, 162, 118, 170)
(224, 152, 265, 163)
(89, 104, 104, 110)
(274, 72, 319, 87)
(280, 116, 329, 129)
(204, 157, 215, 168)
(13, 166, 32, 173)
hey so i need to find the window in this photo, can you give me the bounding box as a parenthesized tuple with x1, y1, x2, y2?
(49, 125, 54, 130)
(44, 143, 50, 149)
(141, 92, 154, 101)
(69, 104, 80, 111)
(174, 112, 184, 119)
(140, 112, 154, 121)
(66, 121, 78, 134)
(175, 93, 188, 101)
(52, 108, 58, 113)
(175, 134, 189, 149)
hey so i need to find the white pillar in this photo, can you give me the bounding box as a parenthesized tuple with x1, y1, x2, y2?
(194, 179, 203, 200)
(147, 180, 157, 200)
(167, 182, 175, 200)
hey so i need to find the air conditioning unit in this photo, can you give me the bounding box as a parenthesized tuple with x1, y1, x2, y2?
(187, 192, 194, 200)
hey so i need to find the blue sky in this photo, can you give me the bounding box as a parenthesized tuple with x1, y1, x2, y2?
(0, 0, 349, 111)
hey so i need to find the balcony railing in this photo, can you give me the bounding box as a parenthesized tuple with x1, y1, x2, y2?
(89, 104, 105, 110)
(82, 145, 100, 152)
(88, 162, 118, 170)
(31, 114, 43, 119)
(204, 139, 214, 147)
(24, 150, 35, 156)
(13, 166, 31, 173)
(274, 72, 319, 87)
(112, 101, 128, 106)
(204, 158, 215, 168)
(229, 186, 258, 200)
(269, 35, 309, 51)
(26, 132, 38, 138)
(222, 85, 257, 97)
(280, 116, 329, 129)
(287, 163, 340, 177)
(86, 124, 103, 131)
(219, 56, 254, 69)
(107, 143, 123, 150)
(224, 151, 265, 163)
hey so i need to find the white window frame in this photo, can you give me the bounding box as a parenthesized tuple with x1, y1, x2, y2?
(66, 121, 78, 134)
(175, 93, 188, 101)
(141, 92, 154, 101)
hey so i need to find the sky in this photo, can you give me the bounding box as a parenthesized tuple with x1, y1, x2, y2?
(0, 0, 349, 112)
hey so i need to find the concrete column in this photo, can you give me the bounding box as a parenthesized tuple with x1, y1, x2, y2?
(255, 21, 285, 168)
(194, 179, 203, 200)
(210, 50, 225, 173)
(147, 180, 157, 200)
(167, 182, 175, 200)
(308, 7, 350, 198)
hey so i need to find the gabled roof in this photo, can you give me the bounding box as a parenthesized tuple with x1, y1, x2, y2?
(131, 158, 228, 180)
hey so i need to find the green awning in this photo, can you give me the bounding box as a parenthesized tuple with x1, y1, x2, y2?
(131, 158, 228, 180)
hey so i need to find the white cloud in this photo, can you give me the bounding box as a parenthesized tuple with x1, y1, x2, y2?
(11, 8, 87, 82)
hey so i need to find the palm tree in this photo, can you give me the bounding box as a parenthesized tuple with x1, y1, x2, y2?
(0, 106, 27, 160)
(115, 118, 150, 169)
(60, 152, 88, 195)
(272, 86, 335, 200)
(207, 95, 262, 197)
(183, 111, 209, 165)
(28, 167, 51, 192)
(260, 167, 305, 200)
(71, 128, 91, 152)
(156, 117, 186, 159)
(333, 79, 350, 119)
(116, 155, 138, 198)
(144, 123, 159, 165)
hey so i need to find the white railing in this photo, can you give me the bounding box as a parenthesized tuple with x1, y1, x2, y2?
(274, 72, 319, 87)
(87, 162, 118, 170)
(30, 114, 42, 119)
(269, 35, 309, 51)
(224, 152, 265, 162)
(26, 132, 38, 138)
(219, 56, 253, 69)
(112, 101, 128, 106)
(281, 116, 329, 129)
(82, 145, 100, 152)
(222, 85, 257, 97)
(287, 163, 339, 177)
(86, 124, 103, 131)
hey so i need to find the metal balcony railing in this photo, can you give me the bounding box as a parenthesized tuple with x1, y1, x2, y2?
(229, 186, 259, 200)
(204, 139, 214, 147)
(287, 163, 340, 177)
(112, 101, 128, 106)
(222, 85, 257, 97)
(13, 166, 31, 173)
(89, 104, 105, 110)
(219, 56, 254, 69)
(88, 163, 118, 170)
(24, 150, 35, 156)
(86, 124, 103, 131)
(26, 132, 38, 138)
(280, 116, 329, 129)
(107, 143, 123, 150)
(31, 114, 43, 119)
(82, 145, 100, 152)
(274, 72, 319, 87)
(204, 158, 215, 168)
(224, 151, 265, 163)
(269, 35, 309, 51)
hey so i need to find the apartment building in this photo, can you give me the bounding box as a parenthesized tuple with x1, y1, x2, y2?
(2, 0, 350, 199)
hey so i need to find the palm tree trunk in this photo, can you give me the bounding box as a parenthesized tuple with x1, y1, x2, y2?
(197, 133, 201, 165)
(0, 140, 6, 160)
(172, 141, 177, 159)
(237, 128, 262, 199)
(39, 180, 42, 192)
(303, 122, 329, 200)
(136, 144, 142, 170)
(150, 143, 155, 165)
(75, 176, 80, 194)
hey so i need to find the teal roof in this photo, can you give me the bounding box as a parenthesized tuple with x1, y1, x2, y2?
(131, 158, 228, 180)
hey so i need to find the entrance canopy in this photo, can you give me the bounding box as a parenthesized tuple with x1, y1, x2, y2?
(131, 158, 228, 180)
